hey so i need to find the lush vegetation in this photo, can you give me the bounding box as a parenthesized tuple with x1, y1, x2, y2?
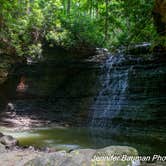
(0, 0, 165, 57)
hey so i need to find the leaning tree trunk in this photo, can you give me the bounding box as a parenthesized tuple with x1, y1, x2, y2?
(153, 0, 166, 56)
(104, 0, 109, 42)
(153, 0, 166, 36)
(67, 0, 71, 15)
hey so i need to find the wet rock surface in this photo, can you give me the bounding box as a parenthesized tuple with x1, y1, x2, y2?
(0, 135, 18, 148)
(90, 52, 166, 128)
(125, 43, 151, 55)
(1, 139, 164, 166)
(86, 48, 110, 62)
(88, 51, 166, 156)
(0, 142, 7, 153)
(18, 146, 139, 166)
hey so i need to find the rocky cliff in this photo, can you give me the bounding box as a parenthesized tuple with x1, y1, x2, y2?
(90, 51, 166, 129)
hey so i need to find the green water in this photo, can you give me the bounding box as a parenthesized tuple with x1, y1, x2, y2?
(1, 126, 166, 156)
(2, 127, 93, 151)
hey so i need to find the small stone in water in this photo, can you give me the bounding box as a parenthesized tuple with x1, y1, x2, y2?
(7, 102, 15, 111)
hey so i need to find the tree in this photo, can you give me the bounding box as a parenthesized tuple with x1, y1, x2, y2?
(104, 0, 109, 42)
(1, 0, 162, 57)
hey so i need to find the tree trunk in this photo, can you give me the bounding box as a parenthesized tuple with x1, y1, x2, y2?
(153, 0, 166, 36)
(62, 0, 66, 15)
(104, 0, 109, 42)
(67, 0, 71, 15)
(26, 0, 30, 15)
(153, 0, 166, 54)
(89, 0, 93, 17)
(96, 1, 99, 18)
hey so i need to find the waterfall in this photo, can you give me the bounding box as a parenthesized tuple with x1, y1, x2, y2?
(90, 55, 130, 128)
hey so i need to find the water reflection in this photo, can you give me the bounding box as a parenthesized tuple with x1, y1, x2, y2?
(1, 127, 166, 156)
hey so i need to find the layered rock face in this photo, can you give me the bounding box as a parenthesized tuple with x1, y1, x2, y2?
(124, 59, 166, 125)
(90, 53, 166, 129)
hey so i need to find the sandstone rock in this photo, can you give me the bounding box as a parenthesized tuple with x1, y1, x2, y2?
(24, 152, 72, 166)
(0, 143, 7, 153)
(24, 146, 139, 166)
(0, 135, 18, 148)
(7, 102, 15, 111)
(92, 146, 139, 166)
(96, 145, 138, 155)
(70, 149, 96, 165)
(0, 132, 4, 138)
(0, 149, 45, 166)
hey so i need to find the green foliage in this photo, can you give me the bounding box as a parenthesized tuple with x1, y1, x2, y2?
(27, 43, 42, 58)
(0, 0, 44, 56)
(46, 30, 70, 47)
(152, 35, 166, 48)
(0, 0, 163, 57)
(60, 14, 104, 47)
